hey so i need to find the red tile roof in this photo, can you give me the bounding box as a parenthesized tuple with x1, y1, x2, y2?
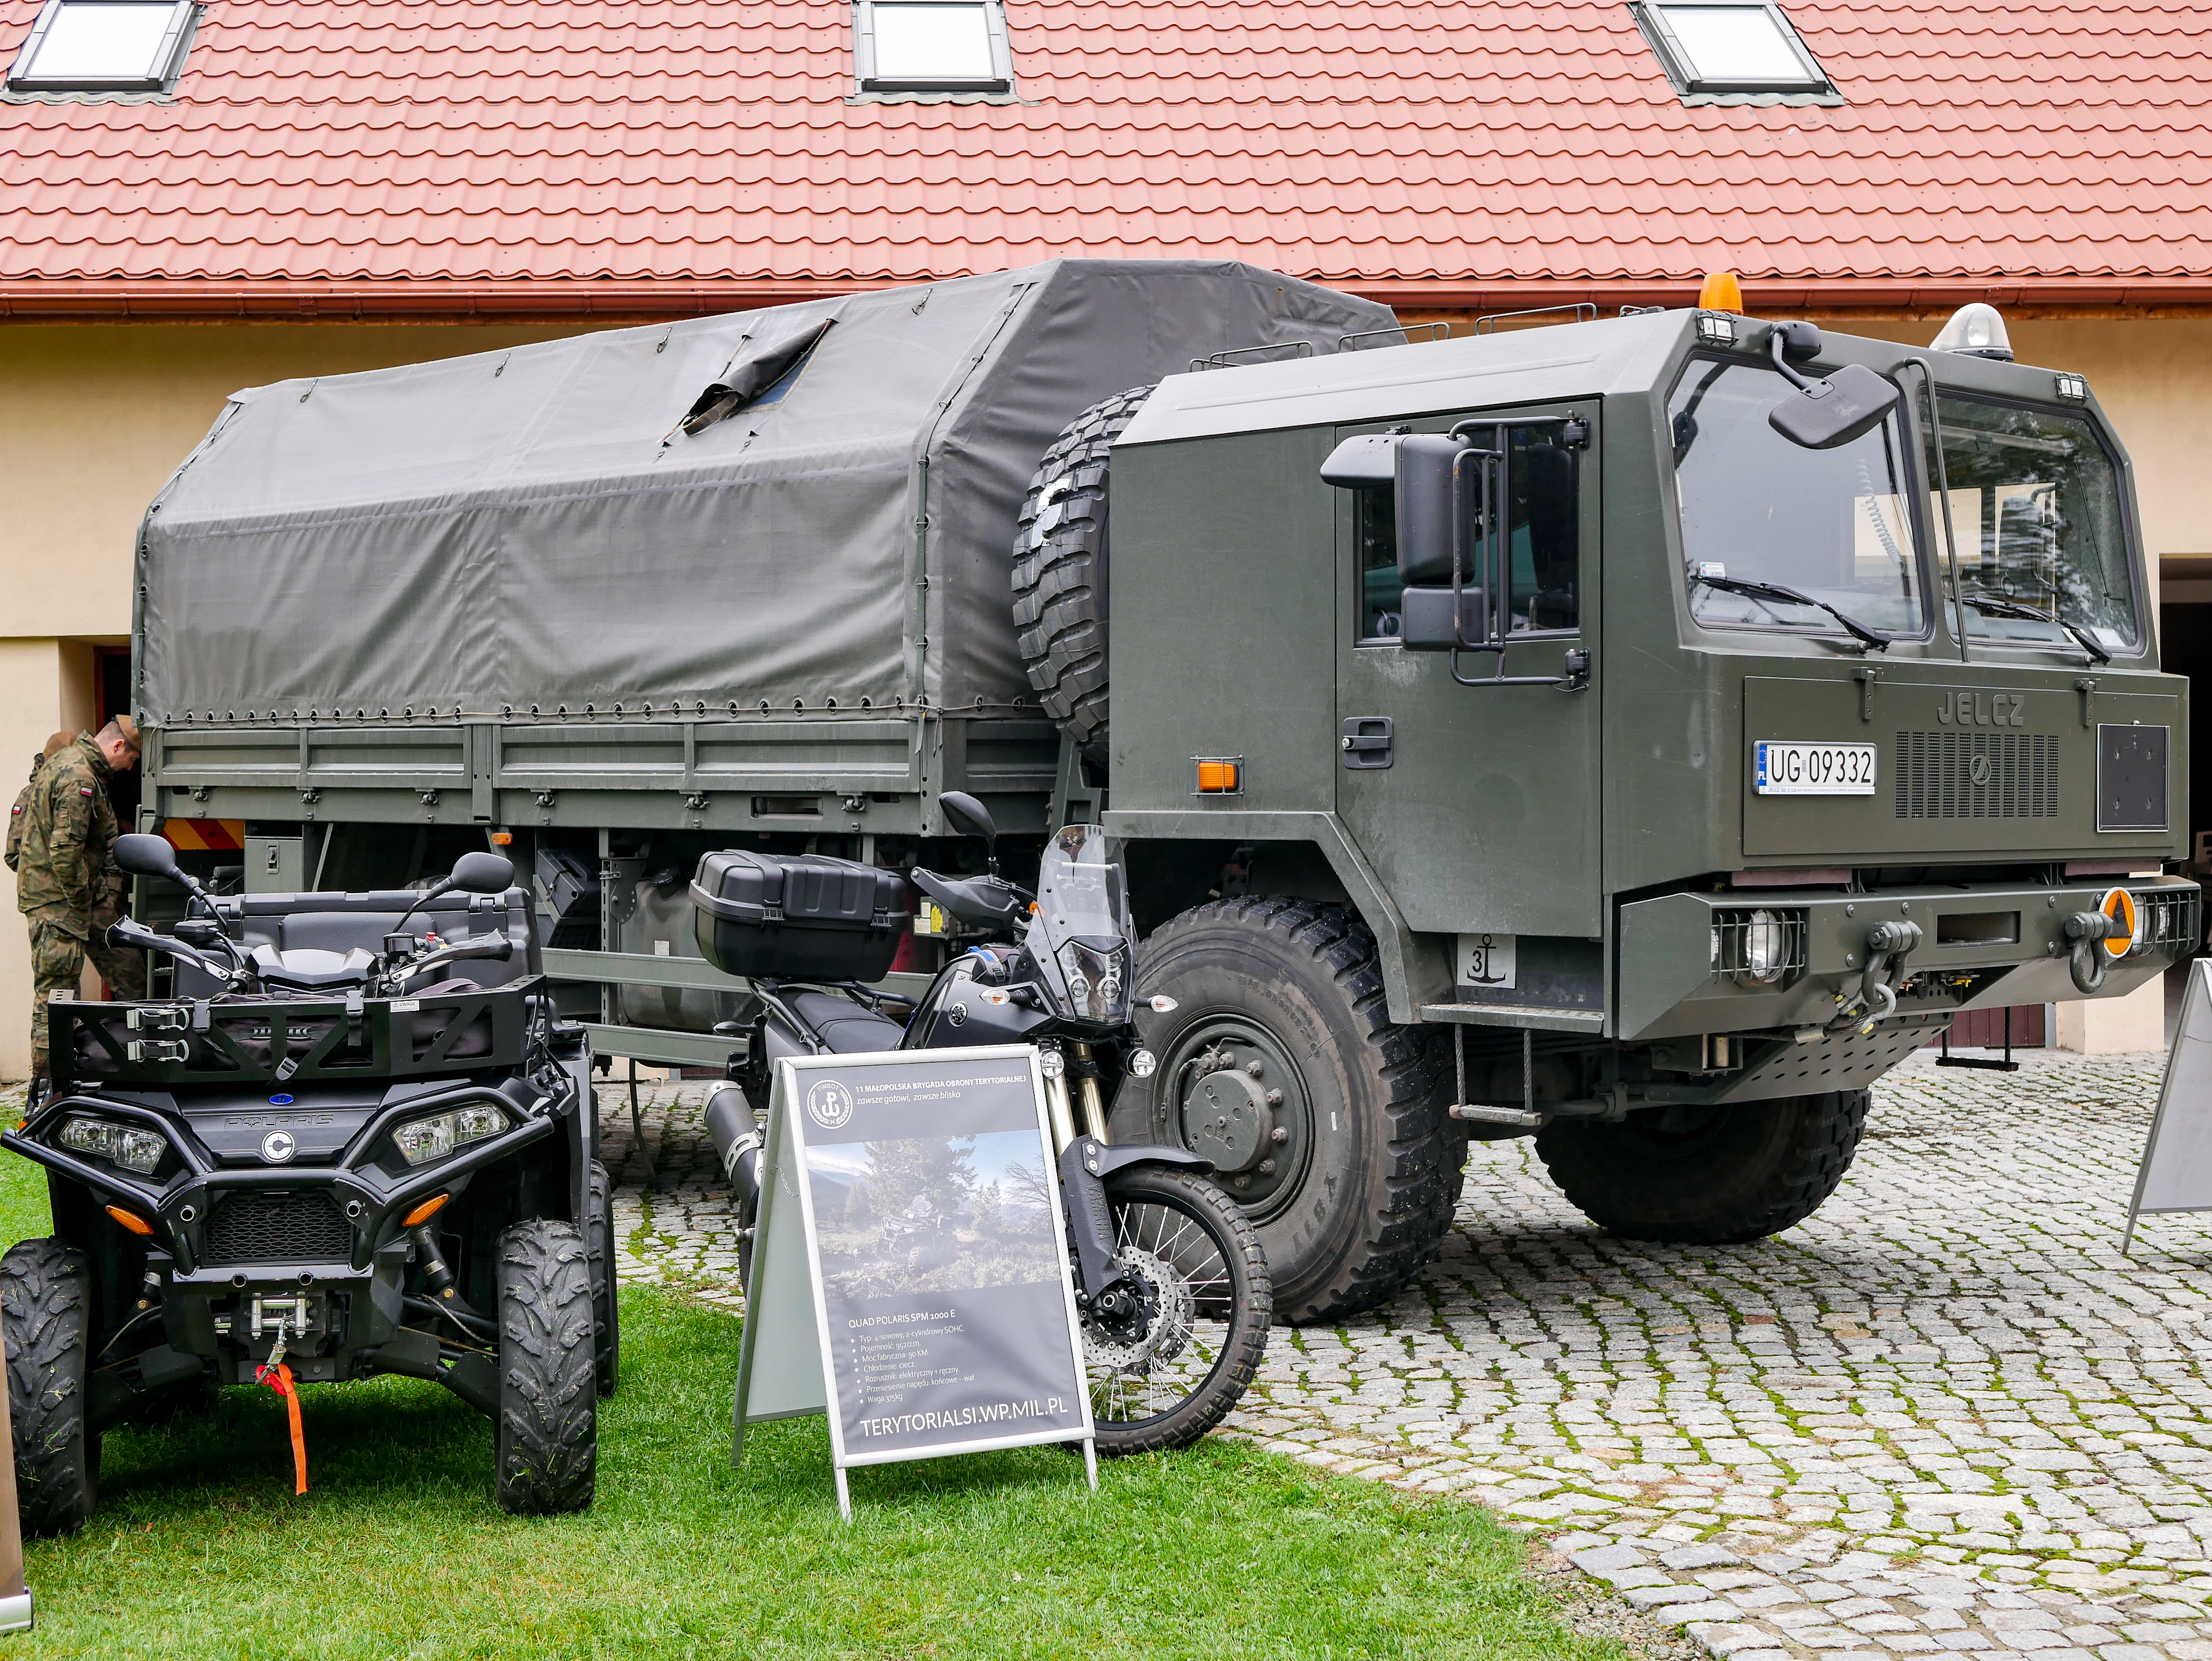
(0, 0, 2205, 317)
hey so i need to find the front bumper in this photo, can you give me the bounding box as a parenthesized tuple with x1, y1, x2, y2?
(1618, 875, 2200, 1042)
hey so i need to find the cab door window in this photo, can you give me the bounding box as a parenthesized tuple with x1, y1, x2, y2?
(1354, 425, 1581, 642)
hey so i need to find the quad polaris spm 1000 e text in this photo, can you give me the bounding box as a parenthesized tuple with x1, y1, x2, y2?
(1, 835, 616, 1532)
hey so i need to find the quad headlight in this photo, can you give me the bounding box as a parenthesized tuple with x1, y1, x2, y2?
(392, 1104, 507, 1167)
(56, 1116, 166, 1175)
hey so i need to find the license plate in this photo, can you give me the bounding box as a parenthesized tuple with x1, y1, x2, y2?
(1755, 740, 1877, 796)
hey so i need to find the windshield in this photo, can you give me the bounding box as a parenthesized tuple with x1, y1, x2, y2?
(1670, 358, 1927, 639)
(1028, 824, 1133, 1026)
(1926, 394, 2138, 654)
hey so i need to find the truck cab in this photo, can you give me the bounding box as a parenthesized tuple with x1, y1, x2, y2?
(1105, 305, 2193, 1312)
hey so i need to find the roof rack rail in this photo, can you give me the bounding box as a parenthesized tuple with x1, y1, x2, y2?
(1189, 340, 1315, 373)
(1336, 321, 1451, 352)
(1473, 302, 1598, 335)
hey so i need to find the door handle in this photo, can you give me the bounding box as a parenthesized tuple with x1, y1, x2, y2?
(1340, 717, 1393, 770)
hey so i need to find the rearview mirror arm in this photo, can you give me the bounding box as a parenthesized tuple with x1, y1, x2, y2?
(1441, 417, 1590, 693)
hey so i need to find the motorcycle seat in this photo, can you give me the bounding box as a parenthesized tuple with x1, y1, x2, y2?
(786, 989, 906, 1054)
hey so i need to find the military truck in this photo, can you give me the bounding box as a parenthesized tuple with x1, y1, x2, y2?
(127, 262, 2196, 1324)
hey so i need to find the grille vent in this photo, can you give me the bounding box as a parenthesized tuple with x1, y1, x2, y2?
(1893, 732, 2058, 820)
(204, 1191, 351, 1266)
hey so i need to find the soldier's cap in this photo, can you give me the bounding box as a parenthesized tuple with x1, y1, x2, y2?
(40, 731, 70, 761)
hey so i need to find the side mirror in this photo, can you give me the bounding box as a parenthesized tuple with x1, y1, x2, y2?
(113, 833, 181, 881)
(1764, 326, 1901, 451)
(449, 851, 516, 896)
(938, 790, 997, 847)
(1399, 585, 1488, 652)
(1394, 434, 1469, 586)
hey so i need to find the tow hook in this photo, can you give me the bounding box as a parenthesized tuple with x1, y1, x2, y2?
(2063, 910, 2118, 994)
(1831, 920, 1922, 1035)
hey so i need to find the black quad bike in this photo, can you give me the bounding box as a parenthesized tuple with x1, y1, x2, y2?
(1, 835, 615, 1533)
(696, 794, 1271, 1454)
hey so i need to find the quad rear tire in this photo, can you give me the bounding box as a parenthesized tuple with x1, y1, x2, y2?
(1535, 1089, 1869, 1243)
(1, 1237, 99, 1535)
(1134, 899, 1457, 1325)
(1011, 384, 1155, 756)
(494, 1220, 597, 1515)
(586, 1161, 620, 1398)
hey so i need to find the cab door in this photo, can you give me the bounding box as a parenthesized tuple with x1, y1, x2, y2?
(1334, 402, 1603, 993)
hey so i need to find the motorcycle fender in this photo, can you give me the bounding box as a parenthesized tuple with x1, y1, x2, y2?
(1077, 1140, 1214, 1181)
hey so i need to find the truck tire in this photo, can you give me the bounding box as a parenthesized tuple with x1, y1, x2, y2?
(586, 1161, 620, 1399)
(1011, 383, 1155, 756)
(1, 1237, 99, 1535)
(494, 1220, 597, 1515)
(1137, 899, 1457, 1325)
(1534, 1090, 1869, 1243)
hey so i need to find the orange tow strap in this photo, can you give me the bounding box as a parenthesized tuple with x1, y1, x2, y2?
(253, 1361, 308, 1495)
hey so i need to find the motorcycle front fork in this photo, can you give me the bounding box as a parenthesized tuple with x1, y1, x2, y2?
(1041, 1042, 1110, 1158)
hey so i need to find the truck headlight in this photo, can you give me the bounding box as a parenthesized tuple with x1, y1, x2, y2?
(56, 1116, 166, 1175)
(392, 1104, 507, 1166)
(1741, 910, 1788, 983)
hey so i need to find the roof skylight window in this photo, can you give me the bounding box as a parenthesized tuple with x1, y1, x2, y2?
(8, 0, 196, 93)
(855, 0, 1013, 93)
(1634, 2, 1832, 97)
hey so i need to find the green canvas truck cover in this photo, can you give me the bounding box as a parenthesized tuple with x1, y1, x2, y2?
(136, 260, 1392, 726)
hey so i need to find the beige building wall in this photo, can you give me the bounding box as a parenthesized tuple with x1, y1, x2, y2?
(0, 324, 592, 1078)
(1, 312, 2205, 1074)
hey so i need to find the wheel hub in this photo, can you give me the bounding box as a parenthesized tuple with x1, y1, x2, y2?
(1161, 1023, 1312, 1219)
(1184, 1067, 1271, 1172)
(1082, 1248, 1190, 1372)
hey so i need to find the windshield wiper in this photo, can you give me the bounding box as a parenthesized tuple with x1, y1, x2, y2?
(1959, 595, 2111, 665)
(1691, 573, 1894, 653)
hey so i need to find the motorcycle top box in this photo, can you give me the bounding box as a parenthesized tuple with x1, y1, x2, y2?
(691, 850, 908, 981)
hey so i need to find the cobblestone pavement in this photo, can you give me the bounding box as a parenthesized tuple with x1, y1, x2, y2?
(592, 1050, 2212, 1661)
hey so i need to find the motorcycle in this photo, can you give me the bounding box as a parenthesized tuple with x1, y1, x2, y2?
(696, 793, 1271, 1454)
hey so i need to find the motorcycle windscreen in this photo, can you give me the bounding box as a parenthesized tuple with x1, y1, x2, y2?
(1030, 824, 1134, 1024)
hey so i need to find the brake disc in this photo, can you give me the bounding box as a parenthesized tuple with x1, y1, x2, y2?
(1082, 1247, 1195, 1374)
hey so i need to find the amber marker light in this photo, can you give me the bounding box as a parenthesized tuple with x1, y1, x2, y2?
(104, 1205, 154, 1237)
(1196, 760, 1241, 793)
(1698, 270, 1744, 313)
(2099, 888, 2140, 959)
(488, 831, 514, 846)
(403, 1193, 451, 1228)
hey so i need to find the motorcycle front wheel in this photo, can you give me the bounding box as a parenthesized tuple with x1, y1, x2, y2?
(1085, 1165, 1271, 1455)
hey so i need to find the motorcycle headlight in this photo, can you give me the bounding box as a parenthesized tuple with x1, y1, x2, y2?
(1054, 940, 1131, 1023)
(392, 1104, 507, 1167)
(56, 1116, 166, 1175)
(1128, 1049, 1157, 1079)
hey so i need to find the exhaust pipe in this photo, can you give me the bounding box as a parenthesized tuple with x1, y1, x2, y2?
(704, 1084, 763, 1210)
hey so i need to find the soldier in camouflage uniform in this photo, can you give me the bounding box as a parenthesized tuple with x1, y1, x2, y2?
(15, 717, 145, 1081)
(5, 732, 74, 877)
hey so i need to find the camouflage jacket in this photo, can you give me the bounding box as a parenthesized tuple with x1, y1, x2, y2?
(3, 753, 43, 873)
(14, 735, 117, 935)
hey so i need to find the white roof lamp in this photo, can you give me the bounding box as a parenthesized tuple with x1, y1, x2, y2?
(1930, 302, 2015, 363)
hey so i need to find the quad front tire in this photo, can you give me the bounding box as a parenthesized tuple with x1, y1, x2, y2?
(494, 1220, 597, 1515)
(1535, 1089, 1869, 1243)
(1, 1237, 99, 1535)
(586, 1161, 620, 1398)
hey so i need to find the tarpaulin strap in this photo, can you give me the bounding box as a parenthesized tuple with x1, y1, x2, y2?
(253, 1361, 308, 1495)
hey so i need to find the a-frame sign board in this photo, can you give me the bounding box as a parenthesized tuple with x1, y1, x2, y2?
(733, 1045, 1096, 1519)
(2127, 957, 2212, 1251)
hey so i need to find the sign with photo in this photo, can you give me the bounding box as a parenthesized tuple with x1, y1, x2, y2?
(2128, 958, 2212, 1250)
(732, 1045, 1094, 1516)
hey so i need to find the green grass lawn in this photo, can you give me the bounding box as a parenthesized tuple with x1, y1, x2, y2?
(0, 1127, 1618, 1660)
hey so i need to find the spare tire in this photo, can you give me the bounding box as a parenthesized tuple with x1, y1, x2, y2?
(1011, 384, 1156, 756)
